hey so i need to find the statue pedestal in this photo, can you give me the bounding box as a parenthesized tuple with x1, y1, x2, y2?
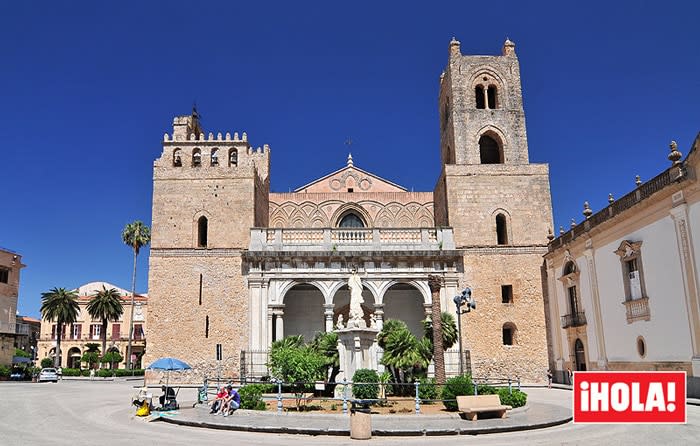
(336, 327, 380, 385)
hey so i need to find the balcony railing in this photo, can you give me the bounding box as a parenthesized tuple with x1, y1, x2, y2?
(15, 323, 30, 335)
(39, 335, 146, 343)
(561, 311, 587, 329)
(250, 227, 454, 252)
(623, 297, 651, 323)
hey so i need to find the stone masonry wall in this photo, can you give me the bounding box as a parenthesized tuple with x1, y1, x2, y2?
(145, 255, 247, 380)
(445, 164, 552, 247)
(461, 250, 549, 383)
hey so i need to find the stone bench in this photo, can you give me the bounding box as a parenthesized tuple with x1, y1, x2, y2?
(456, 394, 511, 421)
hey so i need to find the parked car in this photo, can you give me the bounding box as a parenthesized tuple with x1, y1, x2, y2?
(38, 368, 58, 383)
(10, 371, 24, 381)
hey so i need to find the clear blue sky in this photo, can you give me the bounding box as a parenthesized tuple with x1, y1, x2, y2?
(2, 1, 698, 318)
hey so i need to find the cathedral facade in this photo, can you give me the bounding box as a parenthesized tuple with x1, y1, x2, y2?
(145, 39, 553, 383)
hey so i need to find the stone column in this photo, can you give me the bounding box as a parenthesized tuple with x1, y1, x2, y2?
(373, 303, 385, 330)
(267, 308, 274, 347)
(324, 303, 335, 332)
(275, 310, 284, 341)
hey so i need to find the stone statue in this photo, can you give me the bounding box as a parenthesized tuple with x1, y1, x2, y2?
(369, 313, 377, 329)
(336, 314, 344, 329)
(348, 267, 366, 328)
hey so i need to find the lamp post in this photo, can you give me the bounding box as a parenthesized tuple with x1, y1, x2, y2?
(453, 288, 476, 376)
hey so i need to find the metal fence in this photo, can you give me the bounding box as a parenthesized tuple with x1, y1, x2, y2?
(239, 349, 471, 382)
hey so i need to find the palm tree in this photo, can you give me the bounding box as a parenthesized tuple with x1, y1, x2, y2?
(428, 275, 445, 384)
(87, 285, 124, 364)
(122, 220, 151, 369)
(423, 311, 458, 351)
(40, 287, 80, 368)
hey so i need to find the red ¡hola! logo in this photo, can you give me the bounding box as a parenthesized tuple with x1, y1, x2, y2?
(573, 371, 686, 423)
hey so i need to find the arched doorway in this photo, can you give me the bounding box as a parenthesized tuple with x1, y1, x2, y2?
(574, 338, 587, 371)
(67, 347, 81, 369)
(282, 283, 325, 342)
(383, 283, 425, 338)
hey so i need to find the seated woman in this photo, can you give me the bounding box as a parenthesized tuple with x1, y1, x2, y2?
(209, 387, 229, 414)
(132, 386, 151, 407)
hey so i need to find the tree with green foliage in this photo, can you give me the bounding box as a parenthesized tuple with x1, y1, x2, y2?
(101, 350, 124, 370)
(14, 348, 31, 358)
(82, 343, 101, 369)
(268, 336, 327, 410)
(377, 319, 431, 389)
(122, 220, 150, 369)
(40, 287, 80, 367)
(87, 285, 124, 361)
(310, 331, 339, 383)
(41, 357, 54, 368)
(422, 312, 458, 352)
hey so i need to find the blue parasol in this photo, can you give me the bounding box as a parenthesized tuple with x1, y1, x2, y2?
(146, 357, 192, 371)
(146, 357, 192, 405)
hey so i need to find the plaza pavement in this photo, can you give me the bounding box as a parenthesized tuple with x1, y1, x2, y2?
(1, 379, 699, 445)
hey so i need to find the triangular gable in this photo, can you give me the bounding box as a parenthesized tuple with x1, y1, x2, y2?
(294, 156, 407, 193)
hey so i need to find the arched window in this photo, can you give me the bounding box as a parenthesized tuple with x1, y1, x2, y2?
(574, 338, 587, 371)
(475, 85, 485, 109)
(339, 213, 364, 228)
(210, 148, 219, 166)
(442, 97, 450, 130)
(192, 148, 202, 167)
(496, 213, 508, 245)
(479, 135, 502, 164)
(173, 149, 182, 167)
(487, 85, 498, 109)
(502, 322, 517, 345)
(229, 148, 238, 167)
(564, 261, 577, 276)
(197, 216, 208, 247)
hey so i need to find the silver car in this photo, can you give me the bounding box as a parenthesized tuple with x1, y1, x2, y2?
(38, 368, 58, 383)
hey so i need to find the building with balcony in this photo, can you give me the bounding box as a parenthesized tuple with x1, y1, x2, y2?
(37, 281, 147, 368)
(0, 248, 25, 367)
(146, 39, 554, 383)
(544, 136, 700, 396)
(14, 315, 41, 359)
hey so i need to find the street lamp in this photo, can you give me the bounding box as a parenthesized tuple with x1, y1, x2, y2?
(453, 288, 476, 376)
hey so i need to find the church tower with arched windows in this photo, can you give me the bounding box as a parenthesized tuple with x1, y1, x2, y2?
(434, 38, 553, 378)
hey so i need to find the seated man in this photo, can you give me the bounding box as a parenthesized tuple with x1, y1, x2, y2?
(159, 385, 176, 408)
(209, 387, 229, 414)
(220, 385, 241, 417)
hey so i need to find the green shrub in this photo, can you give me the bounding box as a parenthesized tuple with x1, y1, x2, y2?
(418, 377, 438, 403)
(97, 369, 115, 378)
(239, 384, 268, 410)
(62, 368, 81, 377)
(41, 358, 54, 368)
(441, 374, 474, 411)
(498, 388, 527, 408)
(0, 365, 10, 377)
(352, 369, 379, 400)
(476, 384, 498, 395)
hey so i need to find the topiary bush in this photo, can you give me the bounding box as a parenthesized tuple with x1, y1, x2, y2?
(498, 388, 527, 408)
(41, 358, 54, 368)
(62, 368, 81, 377)
(441, 374, 474, 411)
(352, 369, 379, 400)
(418, 377, 438, 403)
(239, 384, 268, 410)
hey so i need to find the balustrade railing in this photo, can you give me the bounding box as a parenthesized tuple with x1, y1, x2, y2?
(623, 297, 651, 323)
(561, 311, 587, 328)
(251, 227, 454, 252)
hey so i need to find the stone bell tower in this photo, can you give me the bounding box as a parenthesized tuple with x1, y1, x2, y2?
(434, 38, 553, 381)
(145, 108, 270, 379)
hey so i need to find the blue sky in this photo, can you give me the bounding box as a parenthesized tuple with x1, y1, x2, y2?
(2, 1, 698, 318)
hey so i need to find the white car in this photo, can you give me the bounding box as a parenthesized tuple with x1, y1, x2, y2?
(38, 368, 58, 383)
